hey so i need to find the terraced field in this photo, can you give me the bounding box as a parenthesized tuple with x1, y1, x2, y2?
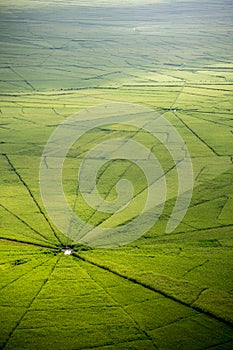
(0, 0, 233, 349)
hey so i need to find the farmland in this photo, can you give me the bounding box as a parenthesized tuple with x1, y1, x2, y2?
(0, 0, 233, 349)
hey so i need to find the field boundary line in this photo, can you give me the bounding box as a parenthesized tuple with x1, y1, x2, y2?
(73, 253, 233, 327)
(0, 236, 57, 249)
(75, 111, 172, 242)
(8, 66, 36, 91)
(2, 153, 63, 245)
(172, 112, 220, 156)
(0, 257, 51, 291)
(79, 259, 158, 349)
(1, 255, 61, 350)
(0, 204, 53, 245)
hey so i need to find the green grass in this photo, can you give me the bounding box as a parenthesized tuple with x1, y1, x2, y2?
(0, 0, 233, 349)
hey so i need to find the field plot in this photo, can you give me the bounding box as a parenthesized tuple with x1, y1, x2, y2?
(0, 0, 233, 349)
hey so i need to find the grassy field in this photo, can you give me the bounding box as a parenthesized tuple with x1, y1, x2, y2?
(0, 0, 233, 349)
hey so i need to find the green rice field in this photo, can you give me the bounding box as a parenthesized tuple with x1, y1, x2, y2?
(0, 0, 233, 349)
